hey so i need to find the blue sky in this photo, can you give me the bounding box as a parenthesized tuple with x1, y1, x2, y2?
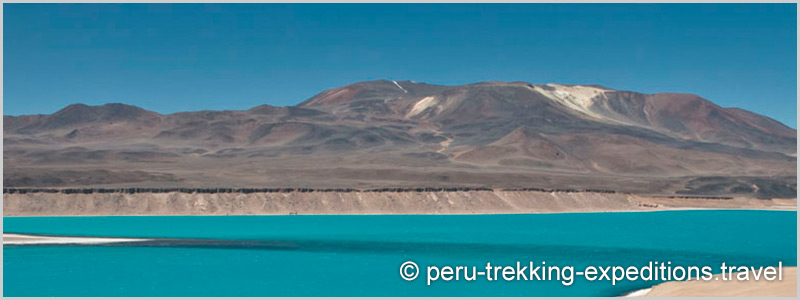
(4, 4, 797, 127)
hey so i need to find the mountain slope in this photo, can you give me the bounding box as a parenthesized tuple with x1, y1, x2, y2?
(4, 80, 796, 197)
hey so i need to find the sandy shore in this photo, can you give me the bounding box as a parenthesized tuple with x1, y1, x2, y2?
(3, 191, 796, 216)
(3, 233, 150, 245)
(628, 267, 797, 297)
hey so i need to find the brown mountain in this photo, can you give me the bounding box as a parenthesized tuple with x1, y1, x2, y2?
(4, 80, 796, 198)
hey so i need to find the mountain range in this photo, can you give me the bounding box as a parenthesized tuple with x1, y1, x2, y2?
(4, 80, 796, 198)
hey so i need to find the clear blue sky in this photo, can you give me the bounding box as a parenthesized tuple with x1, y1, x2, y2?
(4, 4, 797, 127)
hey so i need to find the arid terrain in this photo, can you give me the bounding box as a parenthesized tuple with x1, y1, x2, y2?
(641, 267, 797, 297)
(3, 190, 796, 216)
(4, 80, 796, 214)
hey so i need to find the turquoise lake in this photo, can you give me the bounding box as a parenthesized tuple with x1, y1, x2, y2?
(3, 210, 797, 296)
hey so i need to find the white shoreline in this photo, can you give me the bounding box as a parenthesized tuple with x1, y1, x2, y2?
(3, 233, 150, 245)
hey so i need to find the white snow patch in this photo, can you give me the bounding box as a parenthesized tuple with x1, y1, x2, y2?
(530, 84, 610, 121)
(406, 96, 439, 118)
(392, 80, 408, 93)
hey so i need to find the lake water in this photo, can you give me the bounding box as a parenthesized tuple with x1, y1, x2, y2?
(3, 210, 797, 296)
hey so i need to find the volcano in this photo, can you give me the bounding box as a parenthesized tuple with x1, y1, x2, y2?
(4, 80, 796, 198)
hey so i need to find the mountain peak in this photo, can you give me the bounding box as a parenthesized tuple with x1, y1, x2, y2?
(298, 79, 451, 107)
(38, 103, 161, 130)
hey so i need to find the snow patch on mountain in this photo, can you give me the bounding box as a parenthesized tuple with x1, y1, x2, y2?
(392, 80, 408, 93)
(406, 96, 439, 118)
(531, 84, 612, 121)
